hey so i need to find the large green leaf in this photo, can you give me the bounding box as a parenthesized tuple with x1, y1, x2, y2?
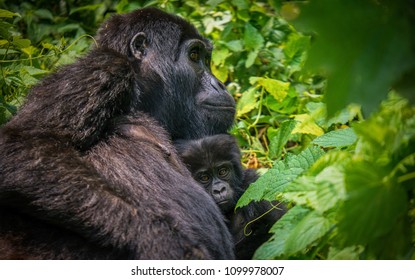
(293, 0, 415, 116)
(254, 205, 331, 259)
(338, 160, 408, 245)
(312, 127, 357, 148)
(284, 165, 345, 213)
(0, 9, 18, 18)
(236, 146, 325, 208)
(284, 210, 331, 255)
(236, 87, 257, 117)
(250, 77, 290, 102)
(254, 205, 310, 259)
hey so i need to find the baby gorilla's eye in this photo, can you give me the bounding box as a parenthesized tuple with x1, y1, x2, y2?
(198, 173, 210, 183)
(218, 167, 229, 177)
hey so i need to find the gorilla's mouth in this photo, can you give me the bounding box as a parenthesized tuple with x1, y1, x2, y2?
(217, 200, 229, 205)
(202, 103, 236, 112)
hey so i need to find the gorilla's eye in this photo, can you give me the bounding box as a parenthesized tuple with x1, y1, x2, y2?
(218, 167, 229, 177)
(198, 173, 210, 183)
(189, 48, 200, 62)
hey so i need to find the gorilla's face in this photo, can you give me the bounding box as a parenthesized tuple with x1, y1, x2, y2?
(98, 8, 236, 140)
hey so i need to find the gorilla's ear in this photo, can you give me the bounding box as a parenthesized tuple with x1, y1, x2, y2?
(130, 32, 147, 60)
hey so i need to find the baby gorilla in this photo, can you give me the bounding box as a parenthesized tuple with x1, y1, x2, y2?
(176, 134, 247, 214)
(175, 134, 285, 259)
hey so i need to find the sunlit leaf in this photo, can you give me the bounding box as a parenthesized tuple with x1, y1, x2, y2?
(250, 77, 289, 102)
(292, 114, 324, 136)
(22, 66, 48, 76)
(312, 127, 357, 148)
(211, 64, 228, 83)
(236, 87, 257, 117)
(0, 9, 18, 18)
(212, 47, 230, 66)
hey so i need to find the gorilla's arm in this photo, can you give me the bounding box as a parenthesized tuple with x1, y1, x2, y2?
(241, 168, 259, 190)
(0, 49, 142, 256)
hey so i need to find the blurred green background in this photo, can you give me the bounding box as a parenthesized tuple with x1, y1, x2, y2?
(1, 0, 414, 259)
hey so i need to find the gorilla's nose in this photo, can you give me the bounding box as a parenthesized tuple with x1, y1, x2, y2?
(210, 77, 226, 93)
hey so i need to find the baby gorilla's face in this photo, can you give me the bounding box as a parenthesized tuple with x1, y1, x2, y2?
(193, 161, 236, 213)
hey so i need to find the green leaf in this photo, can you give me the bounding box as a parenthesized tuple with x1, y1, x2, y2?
(254, 205, 310, 259)
(236, 87, 257, 117)
(212, 48, 230, 66)
(268, 120, 297, 159)
(293, 0, 415, 116)
(292, 114, 324, 136)
(22, 66, 48, 76)
(236, 146, 325, 208)
(21, 46, 37, 56)
(283, 33, 310, 73)
(70, 4, 103, 15)
(284, 146, 326, 173)
(251, 77, 290, 102)
(224, 40, 243, 52)
(245, 50, 257, 68)
(232, 0, 249, 10)
(338, 160, 408, 245)
(211, 64, 228, 83)
(206, 0, 224, 7)
(257, 78, 290, 102)
(284, 210, 331, 255)
(0, 9, 18, 18)
(328, 246, 364, 260)
(307, 150, 351, 176)
(312, 127, 357, 148)
(325, 104, 361, 127)
(254, 205, 332, 259)
(12, 38, 31, 49)
(284, 33, 310, 59)
(283, 152, 347, 213)
(34, 9, 54, 20)
(244, 23, 264, 51)
(57, 24, 82, 33)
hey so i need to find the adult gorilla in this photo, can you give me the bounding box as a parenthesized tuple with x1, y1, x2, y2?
(0, 8, 235, 259)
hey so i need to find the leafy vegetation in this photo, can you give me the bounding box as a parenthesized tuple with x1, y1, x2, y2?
(1, 0, 414, 259)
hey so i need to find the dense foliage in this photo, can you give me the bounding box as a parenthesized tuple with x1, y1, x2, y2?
(1, 0, 414, 259)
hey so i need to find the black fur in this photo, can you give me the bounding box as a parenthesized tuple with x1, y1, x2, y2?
(175, 134, 286, 259)
(0, 8, 235, 259)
